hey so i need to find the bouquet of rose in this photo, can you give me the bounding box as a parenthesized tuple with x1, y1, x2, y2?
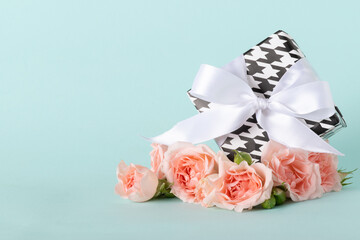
(115, 141, 354, 212)
(115, 30, 354, 212)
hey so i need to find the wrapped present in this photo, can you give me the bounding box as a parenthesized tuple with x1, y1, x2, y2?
(187, 30, 346, 161)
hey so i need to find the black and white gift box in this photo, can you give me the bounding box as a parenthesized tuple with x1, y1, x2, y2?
(188, 30, 346, 161)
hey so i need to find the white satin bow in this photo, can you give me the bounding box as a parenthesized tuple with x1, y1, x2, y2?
(151, 56, 342, 155)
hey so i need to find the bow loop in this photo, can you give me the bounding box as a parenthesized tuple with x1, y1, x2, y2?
(190, 64, 255, 105)
(269, 81, 335, 121)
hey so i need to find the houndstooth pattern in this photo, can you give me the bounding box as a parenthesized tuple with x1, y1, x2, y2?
(188, 30, 344, 162)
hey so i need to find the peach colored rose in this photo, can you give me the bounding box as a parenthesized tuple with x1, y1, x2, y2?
(115, 160, 158, 202)
(308, 152, 342, 193)
(150, 143, 168, 179)
(261, 140, 323, 201)
(194, 174, 219, 207)
(196, 151, 273, 212)
(162, 142, 217, 203)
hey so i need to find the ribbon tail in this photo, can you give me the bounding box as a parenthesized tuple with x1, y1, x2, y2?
(150, 104, 255, 146)
(257, 110, 343, 156)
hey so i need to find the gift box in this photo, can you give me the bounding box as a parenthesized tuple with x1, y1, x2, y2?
(188, 30, 346, 161)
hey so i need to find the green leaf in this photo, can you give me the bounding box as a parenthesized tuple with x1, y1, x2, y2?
(341, 177, 353, 183)
(234, 152, 241, 165)
(163, 191, 175, 198)
(233, 150, 253, 165)
(153, 179, 175, 199)
(338, 168, 358, 187)
(338, 168, 358, 174)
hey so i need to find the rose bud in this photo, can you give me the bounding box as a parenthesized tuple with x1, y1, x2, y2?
(272, 187, 286, 205)
(115, 161, 158, 202)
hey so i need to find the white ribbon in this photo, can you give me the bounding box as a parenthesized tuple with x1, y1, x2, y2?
(151, 56, 342, 155)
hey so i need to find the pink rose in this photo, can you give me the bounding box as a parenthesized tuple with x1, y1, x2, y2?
(115, 160, 158, 202)
(162, 142, 217, 203)
(194, 174, 219, 207)
(308, 152, 342, 193)
(197, 151, 273, 212)
(150, 143, 168, 179)
(261, 140, 323, 201)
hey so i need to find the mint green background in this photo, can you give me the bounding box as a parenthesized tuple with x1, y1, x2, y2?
(1, 0, 359, 239)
